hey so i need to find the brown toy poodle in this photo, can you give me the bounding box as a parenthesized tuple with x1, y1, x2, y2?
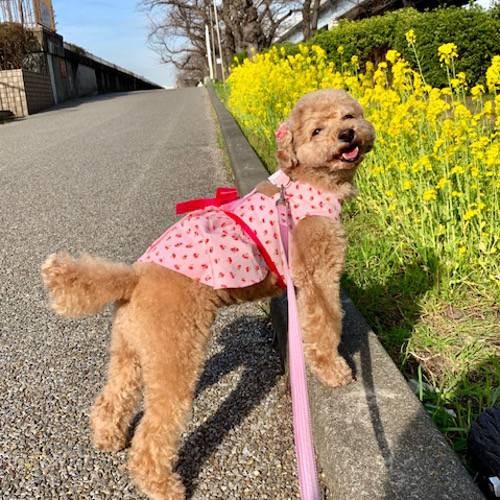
(41, 88, 375, 500)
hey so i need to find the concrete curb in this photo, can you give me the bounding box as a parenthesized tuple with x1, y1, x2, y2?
(206, 85, 484, 499)
(208, 85, 268, 195)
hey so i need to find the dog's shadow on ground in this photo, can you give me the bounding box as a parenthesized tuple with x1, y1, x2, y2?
(175, 314, 284, 498)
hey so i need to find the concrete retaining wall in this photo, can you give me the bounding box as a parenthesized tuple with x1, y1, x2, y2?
(74, 63, 98, 97)
(0, 27, 161, 117)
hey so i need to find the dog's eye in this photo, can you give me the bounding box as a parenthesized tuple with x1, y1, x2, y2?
(343, 114, 354, 120)
(312, 128, 322, 136)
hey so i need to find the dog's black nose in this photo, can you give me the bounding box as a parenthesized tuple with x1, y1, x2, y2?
(339, 128, 355, 143)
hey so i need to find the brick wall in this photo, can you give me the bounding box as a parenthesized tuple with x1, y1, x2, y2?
(0, 70, 54, 117)
(0, 70, 28, 117)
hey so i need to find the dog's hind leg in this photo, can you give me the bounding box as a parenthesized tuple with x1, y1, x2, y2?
(91, 301, 142, 452)
(126, 269, 217, 500)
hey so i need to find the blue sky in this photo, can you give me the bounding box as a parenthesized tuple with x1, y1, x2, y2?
(54, 0, 175, 87)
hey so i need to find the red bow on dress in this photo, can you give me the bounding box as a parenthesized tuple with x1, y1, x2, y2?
(175, 187, 239, 215)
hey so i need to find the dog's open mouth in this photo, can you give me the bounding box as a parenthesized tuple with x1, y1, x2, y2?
(336, 145, 360, 163)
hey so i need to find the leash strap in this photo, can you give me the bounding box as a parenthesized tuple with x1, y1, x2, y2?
(276, 186, 321, 500)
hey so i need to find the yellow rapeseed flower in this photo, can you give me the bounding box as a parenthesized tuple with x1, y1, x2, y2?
(386, 50, 400, 65)
(486, 55, 500, 93)
(471, 84, 485, 100)
(464, 209, 478, 221)
(225, 43, 498, 295)
(438, 43, 458, 65)
(423, 189, 437, 201)
(436, 177, 448, 190)
(405, 29, 416, 46)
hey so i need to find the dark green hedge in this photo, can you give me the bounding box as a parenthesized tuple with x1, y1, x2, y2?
(308, 6, 500, 87)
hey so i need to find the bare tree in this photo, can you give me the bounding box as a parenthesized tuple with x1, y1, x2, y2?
(222, 0, 264, 54)
(140, 0, 293, 85)
(176, 52, 206, 87)
(220, 0, 292, 53)
(301, 0, 322, 41)
(143, 0, 211, 74)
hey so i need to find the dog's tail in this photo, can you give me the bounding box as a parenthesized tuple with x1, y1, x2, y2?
(41, 252, 139, 317)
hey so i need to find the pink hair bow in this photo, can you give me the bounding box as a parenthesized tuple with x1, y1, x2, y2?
(275, 122, 288, 140)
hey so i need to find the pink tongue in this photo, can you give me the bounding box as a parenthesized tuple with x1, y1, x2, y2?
(342, 146, 359, 160)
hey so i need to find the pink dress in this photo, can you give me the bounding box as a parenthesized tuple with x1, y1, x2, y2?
(137, 171, 342, 290)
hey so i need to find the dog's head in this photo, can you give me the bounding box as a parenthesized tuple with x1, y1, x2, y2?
(276, 89, 375, 188)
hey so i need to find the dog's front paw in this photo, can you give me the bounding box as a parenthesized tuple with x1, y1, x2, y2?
(313, 355, 354, 388)
(92, 428, 128, 453)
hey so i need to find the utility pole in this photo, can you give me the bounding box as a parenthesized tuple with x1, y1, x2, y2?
(18, 0, 25, 27)
(212, 0, 225, 86)
(205, 24, 214, 80)
(209, 7, 217, 80)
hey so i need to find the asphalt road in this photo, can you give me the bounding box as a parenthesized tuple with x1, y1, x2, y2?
(0, 89, 298, 499)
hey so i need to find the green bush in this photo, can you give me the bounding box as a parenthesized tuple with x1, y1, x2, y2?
(309, 6, 500, 87)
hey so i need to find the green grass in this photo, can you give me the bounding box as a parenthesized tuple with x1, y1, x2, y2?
(209, 92, 233, 180)
(341, 204, 500, 454)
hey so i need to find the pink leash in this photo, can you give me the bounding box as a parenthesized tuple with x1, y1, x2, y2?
(176, 181, 321, 498)
(276, 186, 321, 500)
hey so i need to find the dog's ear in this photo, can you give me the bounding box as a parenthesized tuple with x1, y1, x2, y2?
(275, 122, 297, 172)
